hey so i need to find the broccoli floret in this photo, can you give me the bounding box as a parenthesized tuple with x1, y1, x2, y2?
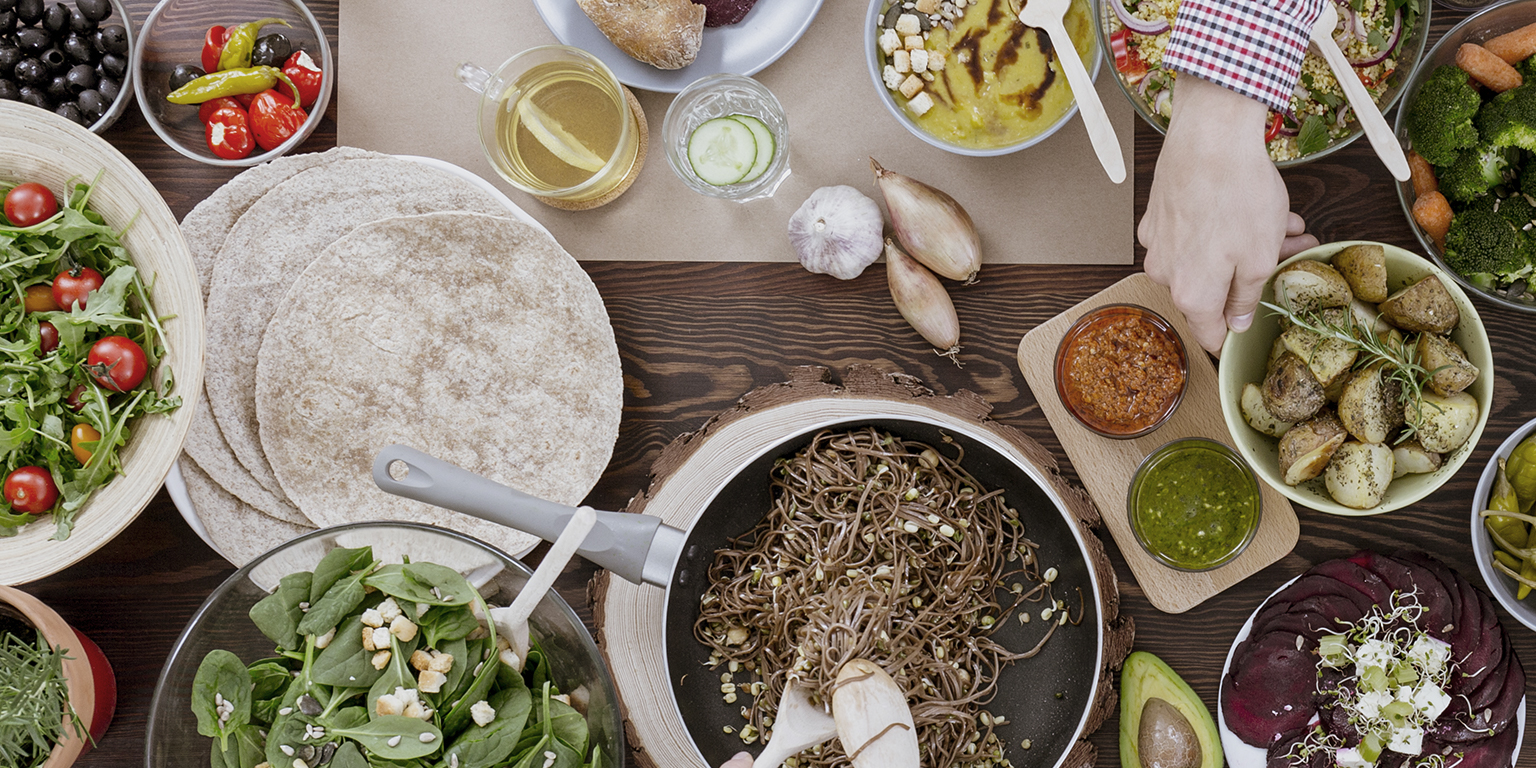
(1520, 156, 1536, 199)
(1408, 65, 1482, 165)
(1477, 84, 1536, 152)
(1496, 192, 1536, 231)
(1438, 144, 1517, 202)
(1443, 200, 1534, 281)
(1520, 53, 1536, 83)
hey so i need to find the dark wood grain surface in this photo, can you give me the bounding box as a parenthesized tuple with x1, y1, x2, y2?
(22, 0, 1536, 765)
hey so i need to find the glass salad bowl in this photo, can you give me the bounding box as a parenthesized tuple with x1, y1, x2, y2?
(145, 522, 624, 767)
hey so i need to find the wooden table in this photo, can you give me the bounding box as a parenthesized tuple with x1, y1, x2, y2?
(28, 1, 1536, 765)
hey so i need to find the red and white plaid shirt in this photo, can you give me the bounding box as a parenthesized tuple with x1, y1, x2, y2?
(1161, 0, 1329, 114)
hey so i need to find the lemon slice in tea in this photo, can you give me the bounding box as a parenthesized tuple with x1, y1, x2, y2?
(517, 98, 608, 173)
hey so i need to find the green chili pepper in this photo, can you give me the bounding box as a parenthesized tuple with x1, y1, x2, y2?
(1508, 434, 1536, 514)
(217, 18, 290, 72)
(1485, 458, 1526, 543)
(166, 66, 301, 106)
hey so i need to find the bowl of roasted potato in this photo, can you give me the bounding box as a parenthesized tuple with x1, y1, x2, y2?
(1219, 241, 1494, 515)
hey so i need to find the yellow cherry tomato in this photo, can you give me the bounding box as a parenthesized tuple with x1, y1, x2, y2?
(71, 423, 101, 466)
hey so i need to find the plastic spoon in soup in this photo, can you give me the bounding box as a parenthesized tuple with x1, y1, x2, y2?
(487, 504, 597, 671)
(1014, 0, 1125, 184)
(752, 683, 838, 768)
(1309, 3, 1410, 181)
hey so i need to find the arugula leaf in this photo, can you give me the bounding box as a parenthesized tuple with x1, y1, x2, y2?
(1296, 114, 1331, 156)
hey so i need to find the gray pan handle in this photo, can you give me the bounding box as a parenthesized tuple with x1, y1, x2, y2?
(371, 445, 684, 588)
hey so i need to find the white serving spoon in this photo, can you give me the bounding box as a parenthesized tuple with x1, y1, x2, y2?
(1310, 3, 1410, 181)
(1016, 0, 1126, 184)
(488, 505, 597, 670)
(753, 683, 839, 768)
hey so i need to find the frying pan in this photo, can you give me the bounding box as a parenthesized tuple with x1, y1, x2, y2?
(374, 416, 1103, 768)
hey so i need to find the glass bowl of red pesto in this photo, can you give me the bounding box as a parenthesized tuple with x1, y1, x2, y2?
(1127, 438, 1261, 572)
(1053, 303, 1189, 439)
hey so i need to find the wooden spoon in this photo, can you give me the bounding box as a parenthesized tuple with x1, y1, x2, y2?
(1016, 0, 1126, 184)
(1310, 3, 1410, 181)
(831, 659, 919, 768)
(488, 505, 597, 670)
(752, 683, 838, 768)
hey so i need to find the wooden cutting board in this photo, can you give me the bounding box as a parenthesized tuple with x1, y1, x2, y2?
(1017, 273, 1298, 613)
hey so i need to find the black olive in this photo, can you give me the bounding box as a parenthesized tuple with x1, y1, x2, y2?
(167, 62, 201, 91)
(0, 9, 14, 35)
(74, 85, 101, 119)
(91, 22, 123, 54)
(0, 0, 15, 12)
(18, 84, 47, 108)
(0, 79, 18, 100)
(39, 46, 64, 72)
(12, 56, 44, 85)
(40, 2, 65, 35)
(53, 99, 82, 123)
(61, 31, 92, 62)
(66, 6, 92, 34)
(96, 49, 120, 76)
(15, 26, 49, 54)
(250, 33, 290, 68)
(63, 61, 90, 91)
(44, 72, 66, 100)
(76, 0, 106, 21)
(15, 0, 41, 26)
(94, 73, 113, 101)
(0, 40, 19, 75)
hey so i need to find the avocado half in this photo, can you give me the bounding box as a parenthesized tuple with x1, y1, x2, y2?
(1119, 651, 1223, 768)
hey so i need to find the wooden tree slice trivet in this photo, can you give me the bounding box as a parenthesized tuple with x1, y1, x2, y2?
(590, 365, 1133, 768)
(534, 87, 648, 211)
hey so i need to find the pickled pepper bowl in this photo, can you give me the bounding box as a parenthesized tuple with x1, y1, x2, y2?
(1470, 417, 1536, 634)
(131, 0, 333, 166)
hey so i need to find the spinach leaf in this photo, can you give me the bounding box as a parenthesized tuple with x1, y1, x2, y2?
(192, 650, 253, 750)
(547, 698, 588, 755)
(250, 571, 313, 651)
(585, 743, 603, 768)
(433, 638, 470, 707)
(328, 716, 444, 760)
(443, 685, 533, 768)
(249, 659, 294, 700)
(298, 566, 373, 637)
(330, 741, 370, 768)
(444, 638, 484, 705)
(310, 546, 374, 605)
(255, 697, 284, 727)
(509, 734, 551, 768)
(441, 642, 501, 739)
(362, 565, 441, 606)
(402, 562, 476, 605)
(212, 723, 266, 768)
(1296, 115, 1330, 156)
(525, 648, 551, 694)
(546, 729, 584, 768)
(420, 604, 479, 647)
(313, 615, 384, 689)
(264, 711, 313, 768)
(327, 705, 369, 731)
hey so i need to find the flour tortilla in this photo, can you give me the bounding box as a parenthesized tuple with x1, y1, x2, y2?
(254, 212, 621, 557)
(183, 389, 309, 525)
(179, 457, 315, 567)
(203, 157, 509, 497)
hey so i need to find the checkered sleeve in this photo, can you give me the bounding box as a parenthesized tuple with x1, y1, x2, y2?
(1160, 0, 1328, 114)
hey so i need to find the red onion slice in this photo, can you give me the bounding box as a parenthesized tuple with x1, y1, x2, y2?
(1348, 10, 1402, 68)
(1110, 0, 1170, 37)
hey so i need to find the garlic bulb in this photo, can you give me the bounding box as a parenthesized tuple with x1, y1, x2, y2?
(831, 659, 920, 768)
(871, 158, 981, 284)
(886, 238, 961, 364)
(788, 185, 884, 280)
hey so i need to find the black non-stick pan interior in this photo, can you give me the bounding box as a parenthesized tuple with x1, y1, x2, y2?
(663, 418, 1101, 768)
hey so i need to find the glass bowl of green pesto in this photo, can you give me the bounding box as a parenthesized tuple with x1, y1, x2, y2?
(1127, 438, 1261, 572)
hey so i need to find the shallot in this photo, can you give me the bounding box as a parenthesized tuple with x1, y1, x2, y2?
(871, 158, 981, 283)
(886, 238, 961, 364)
(788, 185, 884, 279)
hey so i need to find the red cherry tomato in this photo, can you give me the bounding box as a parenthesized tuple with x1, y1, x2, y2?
(1264, 112, 1284, 143)
(205, 106, 255, 160)
(37, 322, 58, 357)
(52, 265, 104, 312)
(86, 335, 148, 392)
(249, 89, 307, 151)
(64, 384, 89, 412)
(4, 182, 59, 228)
(4, 466, 58, 514)
(201, 25, 228, 73)
(198, 97, 245, 125)
(282, 50, 323, 109)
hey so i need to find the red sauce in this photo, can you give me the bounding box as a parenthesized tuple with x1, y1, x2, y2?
(1055, 306, 1187, 437)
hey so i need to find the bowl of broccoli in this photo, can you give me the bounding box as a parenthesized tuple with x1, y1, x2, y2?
(1396, 0, 1536, 312)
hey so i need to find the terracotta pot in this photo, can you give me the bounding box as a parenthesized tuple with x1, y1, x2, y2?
(0, 585, 116, 768)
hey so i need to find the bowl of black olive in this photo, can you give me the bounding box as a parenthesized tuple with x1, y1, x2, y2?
(0, 0, 135, 132)
(131, 0, 331, 166)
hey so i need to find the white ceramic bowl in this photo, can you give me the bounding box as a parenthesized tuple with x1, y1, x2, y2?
(1470, 417, 1536, 633)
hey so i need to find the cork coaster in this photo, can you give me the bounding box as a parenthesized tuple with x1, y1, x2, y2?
(534, 87, 648, 211)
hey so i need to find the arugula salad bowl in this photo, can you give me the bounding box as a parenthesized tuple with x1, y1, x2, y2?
(145, 522, 624, 768)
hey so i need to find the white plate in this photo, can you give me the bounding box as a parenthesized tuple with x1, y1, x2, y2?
(167, 154, 550, 560)
(1218, 573, 1526, 768)
(530, 0, 826, 93)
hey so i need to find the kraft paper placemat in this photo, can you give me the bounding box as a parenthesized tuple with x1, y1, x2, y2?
(337, 0, 1135, 263)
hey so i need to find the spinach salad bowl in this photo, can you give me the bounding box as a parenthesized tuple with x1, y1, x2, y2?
(145, 522, 624, 768)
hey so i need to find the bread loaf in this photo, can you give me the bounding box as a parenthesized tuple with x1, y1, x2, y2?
(577, 0, 705, 70)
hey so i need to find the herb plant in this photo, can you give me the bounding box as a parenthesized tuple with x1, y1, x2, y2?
(0, 628, 86, 768)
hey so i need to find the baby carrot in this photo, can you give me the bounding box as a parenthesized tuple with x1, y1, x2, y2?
(1457, 43, 1523, 92)
(1485, 23, 1536, 64)
(1408, 151, 1438, 198)
(1412, 191, 1454, 250)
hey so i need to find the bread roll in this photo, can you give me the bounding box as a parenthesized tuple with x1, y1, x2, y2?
(577, 0, 705, 70)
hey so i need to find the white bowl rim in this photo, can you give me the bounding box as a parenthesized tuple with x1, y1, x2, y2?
(1469, 417, 1536, 633)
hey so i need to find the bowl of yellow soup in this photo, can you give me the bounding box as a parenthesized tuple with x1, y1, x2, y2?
(864, 0, 1099, 155)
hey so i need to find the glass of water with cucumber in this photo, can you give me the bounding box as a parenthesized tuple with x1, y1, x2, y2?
(662, 74, 790, 202)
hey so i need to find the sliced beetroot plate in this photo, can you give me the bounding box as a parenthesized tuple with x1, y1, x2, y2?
(695, 0, 758, 26)
(1223, 632, 1320, 744)
(1312, 558, 1394, 604)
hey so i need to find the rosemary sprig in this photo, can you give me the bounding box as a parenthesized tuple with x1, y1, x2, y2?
(0, 629, 85, 768)
(1261, 301, 1444, 443)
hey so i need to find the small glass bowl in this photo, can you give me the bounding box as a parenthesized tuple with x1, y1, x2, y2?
(1054, 303, 1188, 439)
(662, 73, 790, 202)
(131, 0, 333, 166)
(1127, 438, 1261, 572)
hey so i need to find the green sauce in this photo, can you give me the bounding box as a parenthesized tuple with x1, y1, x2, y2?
(1132, 444, 1259, 571)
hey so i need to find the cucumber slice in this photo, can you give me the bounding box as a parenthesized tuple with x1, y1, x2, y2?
(727, 114, 775, 183)
(687, 117, 758, 186)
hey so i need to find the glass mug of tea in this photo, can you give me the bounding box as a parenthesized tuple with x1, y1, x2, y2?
(457, 46, 641, 204)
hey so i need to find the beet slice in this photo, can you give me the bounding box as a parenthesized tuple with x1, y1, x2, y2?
(1272, 574, 1379, 616)
(1250, 613, 1331, 646)
(1441, 709, 1520, 768)
(1313, 558, 1394, 604)
(1385, 552, 1455, 635)
(1224, 632, 1320, 744)
(1394, 551, 1464, 639)
(1358, 550, 1418, 594)
(695, 0, 757, 26)
(1284, 594, 1367, 629)
(1462, 635, 1512, 712)
(1431, 651, 1524, 743)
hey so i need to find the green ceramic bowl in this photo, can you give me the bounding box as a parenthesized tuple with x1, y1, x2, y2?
(1218, 241, 1494, 516)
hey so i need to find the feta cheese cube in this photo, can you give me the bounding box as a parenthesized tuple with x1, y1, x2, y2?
(428, 652, 454, 673)
(1355, 639, 1393, 674)
(371, 627, 392, 650)
(928, 50, 946, 71)
(1335, 747, 1372, 768)
(894, 50, 911, 73)
(553, 694, 571, 705)
(899, 74, 924, 98)
(1413, 683, 1452, 721)
(910, 49, 929, 72)
(500, 649, 520, 669)
(1408, 636, 1451, 676)
(377, 598, 403, 623)
(905, 35, 924, 51)
(361, 626, 379, 652)
(376, 693, 404, 717)
(1357, 690, 1393, 719)
(361, 608, 385, 628)
(314, 627, 337, 650)
(471, 700, 497, 727)
(419, 670, 447, 694)
(907, 92, 935, 116)
(879, 28, 901, 55)
(394, 687, 420, 705)
(895, 13, 921, 34)
(371, 650, 392, 670)
(404, 700, 434, 721)
(410, 649, 434, 671)
(1387, 725, 1423, 755)
(390, 615, 419, 642)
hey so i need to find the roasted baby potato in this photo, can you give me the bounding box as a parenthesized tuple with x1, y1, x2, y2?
(1337, 365, 1404, 444)
(1378, 276, 1460, 334)
(1279, 410, 1348, 486)
(1242, 382, 1296, 438)
(1405, 390, 1479, 453)
(1263, 352, 1327, 423)
(1416, 333, 1479, 396)
(1281, 318, 1359, 390)
(1273, 260, 1354, 312)
(1350, 298, 1392, 336)
(1325, 441, 1396, 509)
(1392, 439, 1443, 478)
(1331, 244, 1389, 302)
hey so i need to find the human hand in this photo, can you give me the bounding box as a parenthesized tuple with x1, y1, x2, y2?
(1138, 76, 1319, 353)
(721, 752, 754, 768)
